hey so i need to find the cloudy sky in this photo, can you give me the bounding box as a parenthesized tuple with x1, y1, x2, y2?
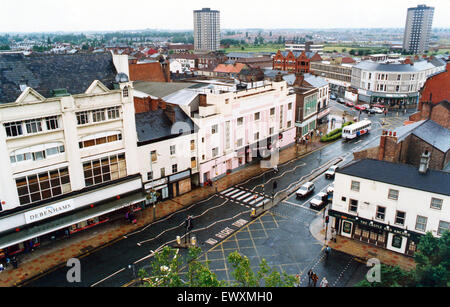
(1, 0, 449, 33)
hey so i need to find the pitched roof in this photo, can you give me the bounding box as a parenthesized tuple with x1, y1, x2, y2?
(0, 52, 117, 103)
(133, 81, 200, 98)
(213, 63, 246, 74)
(337, 159, 450, 196)
(394, 119, 450, 152)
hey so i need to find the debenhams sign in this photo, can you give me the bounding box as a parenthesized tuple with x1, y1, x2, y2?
(24, 200, 74, 224)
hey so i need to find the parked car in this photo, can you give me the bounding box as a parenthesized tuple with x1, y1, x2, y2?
(310, 192, 329, 210)
(325, 165, 339, 179)
(354, 105, 366, 111)
(296, 182, 315, 198)
(345, 101, 355, 107)
(371, 103, 385, 109)
(330, 94, 337, 100)
(370, 107, 384, 114)
(327, 184, 334, 195)
(336, 98, 345, 104)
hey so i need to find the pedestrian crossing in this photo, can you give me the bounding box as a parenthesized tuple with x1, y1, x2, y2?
(219, 186, 272, 208)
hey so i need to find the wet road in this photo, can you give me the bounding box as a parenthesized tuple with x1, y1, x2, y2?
(24, 106, 413, 287)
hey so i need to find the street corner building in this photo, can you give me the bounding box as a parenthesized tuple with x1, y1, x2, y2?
(0, 51, 149, 256)
(328, 158, 450, 256)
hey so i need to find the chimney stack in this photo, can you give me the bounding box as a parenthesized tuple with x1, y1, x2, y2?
(165, 104, 176, 124)
(418, 150, 431, 174)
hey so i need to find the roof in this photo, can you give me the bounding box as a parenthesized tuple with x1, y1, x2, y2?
(337, 159, 450, 196)
(419, 62, 450, 105)
(133, 81, 199, 98)
(135, 105, 197, 144)
(0, 52, 117, 103)
(213, 63, 246, 74)
(394, 119, 450, 152)
(354, 59, 445, 72)
(303, 73, 328, 88)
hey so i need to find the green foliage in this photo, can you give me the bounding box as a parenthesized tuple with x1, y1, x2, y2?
(356, 231, 450, 287)
(320, 121, 353, 142)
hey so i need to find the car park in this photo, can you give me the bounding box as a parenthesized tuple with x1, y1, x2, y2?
(296, 182, 315, 198)
(325, 165, 339, 179)
(310, 192, 328, 210)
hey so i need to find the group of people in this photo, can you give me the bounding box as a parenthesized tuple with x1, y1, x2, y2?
(298, 129, 322, 145)
(0, 255, 19, 272)
(307, 269, 329, 287)
(125, 210, 137, 224)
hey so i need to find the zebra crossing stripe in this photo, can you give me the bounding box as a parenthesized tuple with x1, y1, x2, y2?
(237, 192, 252, 201)
(224, 189, 241, 197)
(220, 187, 234, 195)
(230, 190, 246, 199)
(249, 196, 264, 205)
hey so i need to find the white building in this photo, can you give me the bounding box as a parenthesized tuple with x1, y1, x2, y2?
(285, 42, 324, 55)
(193, 8, 220, 52)
(403, 5, 434, 55)
(329, 158, 450, 256)
(351, 58, 446, 106)
(0, 52, 147, 253)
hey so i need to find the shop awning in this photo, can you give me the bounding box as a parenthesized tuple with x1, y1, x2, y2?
(0, 191, 147, 250)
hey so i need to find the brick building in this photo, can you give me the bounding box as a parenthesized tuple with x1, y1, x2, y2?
(272, 50, 322, 73)
(417, 62, 450, 111)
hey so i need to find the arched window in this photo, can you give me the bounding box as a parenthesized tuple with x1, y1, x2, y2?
(123, 86, 129, 98)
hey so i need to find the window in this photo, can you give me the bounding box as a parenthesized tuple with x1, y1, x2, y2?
(388, 189, 399, 200)
(430, 198, 443, 210)
(254, 112, 260, 121)
(172, 164, 178, 173)
(15, 167, 71, 205)
(79, 132, 122, 148)
(170, 145, 176, 155)
(351, 180, 360, 192)
(349, 199, 358, 213)
(269, 127, 274, 135)
(150, 150, 157, 162)
(92, 109, 106, 123)
(237, 117, 244, 126)
(287, 121, 292, 128)
(147, 171, 153, 180)
(190, 140, 195, 151)
(76, 111, 89, 125)
(236, 138, 243, 147)
(25, 119, 42, 134)
(225, 98, 229, 104)
(395, 211, 406, 226)
(288, 103, 292, 110)
(437, 221, 449, 236)
(341, 196, 347, 202)
(83, 153, 126, 187)
(123, 87, 129, 97)
(191, 157, 197, 168)
(211, 124, 218, 134)
(415, 215, 427, 232)
(270, 108, 275, 116)
(107, 106, 120, 120)
(391, 234, 403, 249)
(160, 168, 165, 177)
(45, 116, 59, 130)
(376, 206, 386, 221)
(254, 132, 259, 141)
(212, 147, 219, 157)
(4, 121, 23, 137)
(10, 143, 65, 163)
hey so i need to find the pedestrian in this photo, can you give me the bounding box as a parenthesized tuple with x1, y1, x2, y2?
(0, 263, 4, 273)
(307, 269, 313, 286)
(11, 256, 18, 269)
(311, 273, 319, 287)
(331, 228, 337, 243)
(325, 245, 331, 258)
(320, 277, 329, 287)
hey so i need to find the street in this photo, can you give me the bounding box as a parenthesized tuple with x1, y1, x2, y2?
(23, 104, 413, 287)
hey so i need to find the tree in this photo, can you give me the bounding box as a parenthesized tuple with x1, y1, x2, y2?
(355, 264, 414, 287)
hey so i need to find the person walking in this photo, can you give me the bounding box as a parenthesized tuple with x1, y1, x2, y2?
(311, 272, 319, 287)
(307, 269, 313, 286)
(320, 277, 329, 287)
(325, 245, 331, 259)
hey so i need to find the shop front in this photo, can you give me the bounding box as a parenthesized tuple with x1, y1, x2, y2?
(144, 177, 169, 202)
(168, 169, 192, 198)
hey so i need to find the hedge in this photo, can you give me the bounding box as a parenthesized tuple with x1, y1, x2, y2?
(320, 121, 354, 142)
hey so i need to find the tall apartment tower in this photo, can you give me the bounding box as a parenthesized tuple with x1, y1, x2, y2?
(402, 4, 434, 55)
(193, 8, 220, 52)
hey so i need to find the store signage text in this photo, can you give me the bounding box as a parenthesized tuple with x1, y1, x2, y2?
(24, 200, 74, 224)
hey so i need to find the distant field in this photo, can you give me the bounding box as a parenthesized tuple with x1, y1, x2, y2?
(323, 45, 388, 53)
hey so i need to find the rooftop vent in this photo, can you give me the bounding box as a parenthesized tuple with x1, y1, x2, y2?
(51, 88, 70, 97)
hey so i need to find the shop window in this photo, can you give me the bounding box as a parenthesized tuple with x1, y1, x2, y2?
(342, 221, 352, 234)
(391, 234, 403, 249)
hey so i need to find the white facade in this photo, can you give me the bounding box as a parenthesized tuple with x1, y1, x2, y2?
(170, 59, 183, 74)
(193, 8, 220, 52)
(0, 80, 141, 232)
(331, 170, 450, 255)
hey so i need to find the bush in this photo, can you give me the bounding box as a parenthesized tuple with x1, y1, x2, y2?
(320, 121, 354, 142)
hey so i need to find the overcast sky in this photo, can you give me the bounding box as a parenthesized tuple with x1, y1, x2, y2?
(1, 0, 449, 33)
